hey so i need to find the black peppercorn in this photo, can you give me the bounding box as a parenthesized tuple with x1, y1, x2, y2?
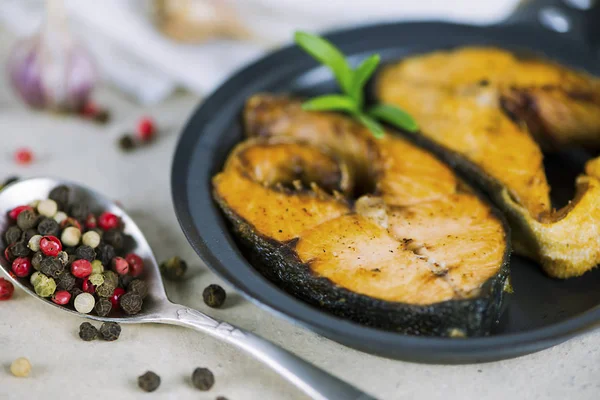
(99, 322, 121, 341)
(128, 280, 148, 299)
(118, 135, 136, 152)
(94, 298, 112, 317)
(40, 257, 64, 278)
(94, 109, 111, 124)
(21, 228, 38, 243)
(138, 371, 161, 392)
(97, 244, 116, 266)
(216, 397, 228, 400)
(37, 217, 60, 236)
(4, 226, 22, 246)
(120, 292, 142, 315)
(159, 256, 187, 281)
(48, 185, 71, 211)
(31, 252, 44, 271)
(79, 322, 98, 341)
(1, 176, 19, 189)
(56, 272, 76, 291)
(103, 229, 123, 249)
(17, 210, 38, 230)
(69, 203, 89, 222)
(104, 270, 119, 288)
(203, 284, 226, 308)
(10, 241, 30, 258)
(119, 274, 134, 289)
(191, 368, 215, 391)
(75, 245, 96, 262)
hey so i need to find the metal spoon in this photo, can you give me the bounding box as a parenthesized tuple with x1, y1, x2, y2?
(0, 178, 373, 400)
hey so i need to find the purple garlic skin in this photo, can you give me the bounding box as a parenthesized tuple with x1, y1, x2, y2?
(7, 31, 96, 112)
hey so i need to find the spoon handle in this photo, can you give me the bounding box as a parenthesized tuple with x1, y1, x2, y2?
(156, 304, 375, 400)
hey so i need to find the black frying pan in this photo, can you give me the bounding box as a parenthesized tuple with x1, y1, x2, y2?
(171, 0, 600, 363)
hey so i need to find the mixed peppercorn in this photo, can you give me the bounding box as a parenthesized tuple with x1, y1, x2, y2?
(1, 185, 149, 316)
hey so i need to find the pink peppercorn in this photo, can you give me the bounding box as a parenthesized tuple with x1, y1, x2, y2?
(112, 257, 129, 275)
(82, 278, 95, 294)
(0, 278, 15, 300)
(125, 253, 144, 277)
(14, 148, 33, 165)
(98, 212, 119, 230)
(137, 117, 155, 141)
(71, 259, 92, 279)
(52, 290, 71, 305)
(4, 245, 13, 262)
(8, 205, 33, 220)
(39, 236, 62, 257)
(111, 287, 126, 308)
(85, 213, 97, 229)
(12, 257, 31, 278)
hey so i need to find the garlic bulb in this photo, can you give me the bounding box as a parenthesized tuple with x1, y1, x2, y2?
(7, 0, 96, 111)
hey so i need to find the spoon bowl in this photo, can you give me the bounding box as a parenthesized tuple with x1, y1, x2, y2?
(0, 178, 371, 400)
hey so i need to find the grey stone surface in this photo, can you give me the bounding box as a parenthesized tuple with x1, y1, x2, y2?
(1, 28, 599, 400)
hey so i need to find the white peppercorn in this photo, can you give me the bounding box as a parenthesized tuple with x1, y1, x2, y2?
(37, 199, 58, 218)
(61, 227, 81, 247)
(10, 357, 31, 377)
(27, 235, 42, 252)
(53, 211, 68, 224)
(74, 292, 95, 314)
(82, 231, 100, 249)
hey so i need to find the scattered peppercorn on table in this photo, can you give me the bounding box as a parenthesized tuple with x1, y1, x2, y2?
(1, 29, 599, 400)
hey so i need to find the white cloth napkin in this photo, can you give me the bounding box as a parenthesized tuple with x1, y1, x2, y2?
(0, 0, 518, 104)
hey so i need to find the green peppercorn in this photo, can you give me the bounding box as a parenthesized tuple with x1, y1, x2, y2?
(94, 297, 112, 317)
(48, 185, 71, 211)
(138, 371, 160, 392)
(34, 274, 56, 297)
(103, 229, 123, 249)
(17, 209, 38, 230)
(91, 260, 104, 275)
(69, 203, 89, 222)
(97, 244, 116, 265)
(40, 257, 64, 278)
(118, 135, 136, 152)
(30, 271, 42, 287)
(191, 368, 215, 391)
(99, 322, 121, 341)
(4, 226, 22, 245)
(79, 322, 98, 341)
(37, 217, 60, 236)
(160, 256, 187, 281)
(89, 273, 104, 287)
(31, 252, 44, 271)
(104, 270, 119, 288)
(75, 245, 96, 261)
(128, 280, 148, 299)
(203, 284, 227, 308)
(120, 292, 142, 315)
(56, 272, 76, 291)
(96, 282, 115, 298)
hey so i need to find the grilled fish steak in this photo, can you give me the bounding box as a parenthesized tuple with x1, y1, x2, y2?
(212, 95, 510, 336)
(378, 47, 600, 278)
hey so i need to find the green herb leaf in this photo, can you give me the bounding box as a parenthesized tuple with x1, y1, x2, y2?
(349, 54, 380, 106)
(356, 114, 385, 139)
(302, 95, 359, 114)
(368, 104, 419, 132)
(294, 31, 353, 95)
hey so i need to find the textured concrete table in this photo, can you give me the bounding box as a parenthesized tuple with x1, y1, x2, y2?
(1, 33, 599, 400)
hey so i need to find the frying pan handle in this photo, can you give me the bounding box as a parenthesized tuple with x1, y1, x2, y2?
(505, 0, 599, 50)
